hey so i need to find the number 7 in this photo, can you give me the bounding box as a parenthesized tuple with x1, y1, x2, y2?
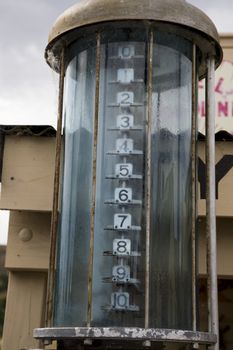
(114, 214, 131, 229)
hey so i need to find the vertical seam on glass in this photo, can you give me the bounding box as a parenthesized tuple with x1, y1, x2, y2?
(192, 43, 197, 333)
(46, 47, 66, 328)
(145, 27, 153, 330)
(206, 56, 219, 348)
(87, 32, 101, 326)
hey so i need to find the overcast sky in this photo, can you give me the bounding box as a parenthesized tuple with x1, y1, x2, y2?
(0, 0, 233, 244)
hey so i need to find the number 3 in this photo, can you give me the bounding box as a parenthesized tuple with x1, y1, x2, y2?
(117, 114, 134, 129)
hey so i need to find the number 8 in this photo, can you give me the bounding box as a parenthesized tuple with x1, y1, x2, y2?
(113, 239, 131, 255)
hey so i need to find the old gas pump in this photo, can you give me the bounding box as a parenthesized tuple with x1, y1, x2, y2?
(34, 0, 222, 349)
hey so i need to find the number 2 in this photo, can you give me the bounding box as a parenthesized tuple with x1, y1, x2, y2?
(117, 91, 134, 106)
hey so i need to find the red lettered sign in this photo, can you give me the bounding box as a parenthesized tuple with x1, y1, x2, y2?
(198, 60, 233, 135)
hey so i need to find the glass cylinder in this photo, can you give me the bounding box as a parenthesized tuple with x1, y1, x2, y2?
(54, 24, 194, 331)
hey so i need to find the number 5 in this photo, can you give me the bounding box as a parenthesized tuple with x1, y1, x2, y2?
(115, 163, 133, 178)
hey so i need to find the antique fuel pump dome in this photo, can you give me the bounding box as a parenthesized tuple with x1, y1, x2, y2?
(34, 0, 223, 349)
(45, 0, 222, 77)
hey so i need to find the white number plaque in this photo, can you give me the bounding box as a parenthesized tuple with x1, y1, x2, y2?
(117, 68, 134, 84)
(112, 265, 130, 282)
(111, 292, 130, 310)
(113, 239, 131, 256)
(118, 45, 135, 59)
(116, 138, 133, 154)
(114, 213, 132, 229)
(115, 163, 133, 178)
(117, 114, 134, 129)
(117, 91, 134, 106)
(115, 188, 132, 203)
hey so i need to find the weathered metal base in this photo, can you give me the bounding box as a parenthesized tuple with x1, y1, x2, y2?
(34, 327, 216, 346)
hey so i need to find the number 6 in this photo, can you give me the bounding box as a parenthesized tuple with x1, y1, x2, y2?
(115, 188, 132, 203)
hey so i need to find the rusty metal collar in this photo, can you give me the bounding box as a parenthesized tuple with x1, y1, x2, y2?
(45, 0, 222, 74)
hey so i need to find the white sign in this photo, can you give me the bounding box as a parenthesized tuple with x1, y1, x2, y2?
(198, 60, 233, 135)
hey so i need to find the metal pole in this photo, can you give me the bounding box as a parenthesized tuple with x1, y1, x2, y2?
(206, 56, 219, 350)
(45, 47, 66, 327)
(145, 28, 153, 331)
(87, 32, 101, 326)
(192, 43, 197, 335)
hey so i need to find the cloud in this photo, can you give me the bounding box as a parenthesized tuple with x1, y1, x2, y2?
(0, 0, 73, 126)
(0, 211, 9, 245)
(189, 0, 233, 32)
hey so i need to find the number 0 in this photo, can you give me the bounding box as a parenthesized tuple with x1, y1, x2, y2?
(118, 45, 135, 59)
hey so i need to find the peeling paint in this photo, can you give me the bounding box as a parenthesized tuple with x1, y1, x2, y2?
(34, 327, 217, 345)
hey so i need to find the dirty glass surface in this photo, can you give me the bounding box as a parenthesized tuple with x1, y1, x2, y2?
(54, 26, 194, 330)
(149, 32, 193, 330)
(54, 41, 96, 326)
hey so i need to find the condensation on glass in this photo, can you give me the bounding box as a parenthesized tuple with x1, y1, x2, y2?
(54, 25, 194, 330)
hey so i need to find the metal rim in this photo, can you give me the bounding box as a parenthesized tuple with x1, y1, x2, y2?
(34, 327, 217, 345)
(45, 20, 222, 79)
(45, 0, 222, 76)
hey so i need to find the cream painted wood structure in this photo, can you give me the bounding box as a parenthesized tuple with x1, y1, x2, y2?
(1, 34, 233, 350)
(1, 136, 54, 350)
